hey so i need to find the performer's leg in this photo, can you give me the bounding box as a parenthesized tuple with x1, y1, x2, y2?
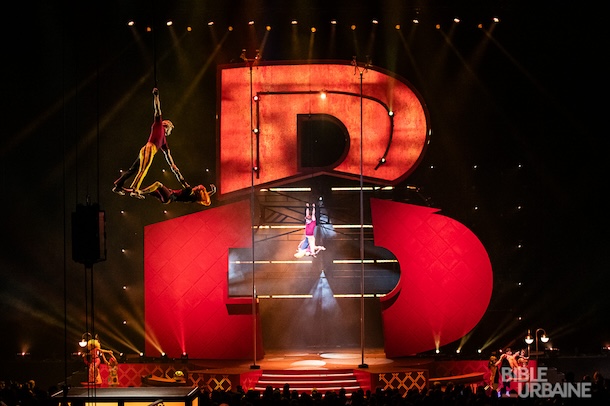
(129, 144, 157, 197)
(113, 156, 140, 194)
(306, 235, 316, 252)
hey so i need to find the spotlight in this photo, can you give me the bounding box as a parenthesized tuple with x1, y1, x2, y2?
(208, 21, 214, 26)
(291, 20, 298, 25)
(330, 20, 337, 25)
(248, 20, 255, 26)
(166, 20, 173, 27)
(127, 20, 135, 27)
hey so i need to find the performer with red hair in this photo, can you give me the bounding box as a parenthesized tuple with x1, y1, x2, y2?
(113, 88, 189, 199)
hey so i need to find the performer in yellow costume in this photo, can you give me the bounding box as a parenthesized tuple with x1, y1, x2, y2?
(82, 334, 114, 386)
(113, 88, 189, 199)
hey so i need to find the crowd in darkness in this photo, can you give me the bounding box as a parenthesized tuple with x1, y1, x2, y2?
(0, 380, 57, 406)
(1, 376, 608, 406)
(199, 379, 610, 406)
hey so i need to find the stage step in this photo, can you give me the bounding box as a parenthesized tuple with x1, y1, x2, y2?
(253, 369, 361, 394)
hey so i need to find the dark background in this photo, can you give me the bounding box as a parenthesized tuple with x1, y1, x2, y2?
(1, 0, 606, 376)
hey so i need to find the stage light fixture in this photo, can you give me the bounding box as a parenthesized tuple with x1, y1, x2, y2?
(330, 20, 337, 25)
(127, 20, 135, 27)
(524, 328, 550, 359)
(166, 20, 173, 27)
(79, 332, 91, 348)
(208, 21, 214, 26)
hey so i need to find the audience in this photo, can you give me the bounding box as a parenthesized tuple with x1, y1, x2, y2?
(1, 370, 607, 406)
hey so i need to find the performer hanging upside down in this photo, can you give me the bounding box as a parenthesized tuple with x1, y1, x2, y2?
(137, 181, 216, 205)
(302, 203, 325, 255)
(113, 87, 189, 199)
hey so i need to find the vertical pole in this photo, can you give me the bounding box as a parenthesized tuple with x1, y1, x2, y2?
(248, 58, 260, 370)
(358, 68, 368, 369)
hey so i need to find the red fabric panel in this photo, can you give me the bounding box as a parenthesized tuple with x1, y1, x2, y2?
(371, 199, 493, 357)
(144, 199, 263, 359)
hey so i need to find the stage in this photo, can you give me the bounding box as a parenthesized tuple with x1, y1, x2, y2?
(48, 348, 499, 402)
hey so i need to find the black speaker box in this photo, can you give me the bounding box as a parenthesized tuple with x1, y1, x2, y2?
(72, 204, 107, 266)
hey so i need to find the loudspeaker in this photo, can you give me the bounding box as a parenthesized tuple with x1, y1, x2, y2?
(72, 203, 107, 266)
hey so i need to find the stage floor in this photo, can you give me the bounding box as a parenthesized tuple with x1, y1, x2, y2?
(185, 348, 434, 373)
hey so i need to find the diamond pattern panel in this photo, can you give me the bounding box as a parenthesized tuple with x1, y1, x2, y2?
(371, 199, 493, 357)
(144, 199, 264, 359)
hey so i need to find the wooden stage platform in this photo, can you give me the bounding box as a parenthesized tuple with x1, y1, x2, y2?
(52, 349, 492, 402)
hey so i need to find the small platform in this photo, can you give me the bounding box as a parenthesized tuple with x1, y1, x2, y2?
(52, 386, 200, 406)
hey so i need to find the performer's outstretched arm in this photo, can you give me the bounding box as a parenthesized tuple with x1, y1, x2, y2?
(153, 87, 161, 118)
(162, 148, 190, 188)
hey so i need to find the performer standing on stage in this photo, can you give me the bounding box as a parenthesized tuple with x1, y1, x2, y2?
(82, 334, 114, 386)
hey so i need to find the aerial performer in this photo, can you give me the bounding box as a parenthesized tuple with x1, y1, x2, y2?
(300, 203, 325, 257)
(113, 88, 189, 199)
(139, 181, 216, 205)
(294, 237, 325, 258)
